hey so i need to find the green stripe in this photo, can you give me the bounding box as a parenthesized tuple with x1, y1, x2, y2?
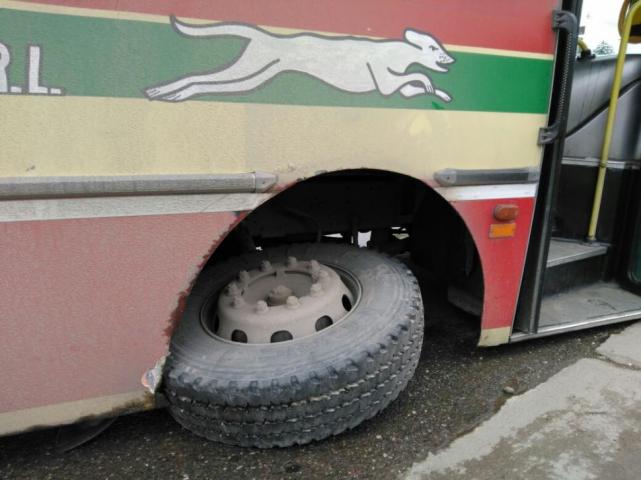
(0, 9, 552, 113)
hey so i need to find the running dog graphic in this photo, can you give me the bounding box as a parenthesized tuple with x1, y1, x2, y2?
(146, 17, 455, 102)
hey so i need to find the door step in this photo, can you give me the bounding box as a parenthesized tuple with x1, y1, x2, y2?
(511, 281, 641, 341)
(539, 281, 641, 329)
(543, 238, 609, 295)
(546, 238, 608, 267)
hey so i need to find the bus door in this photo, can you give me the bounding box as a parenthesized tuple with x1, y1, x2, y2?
(514, 0, 641, 339)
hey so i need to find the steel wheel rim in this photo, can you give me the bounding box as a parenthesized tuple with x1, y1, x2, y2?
(200, 258, 362, 345)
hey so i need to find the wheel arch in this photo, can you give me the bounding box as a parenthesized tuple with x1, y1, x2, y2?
(194, 168, 488, 339)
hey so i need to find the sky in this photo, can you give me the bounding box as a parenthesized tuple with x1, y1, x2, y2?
(581, 0, 641, 54)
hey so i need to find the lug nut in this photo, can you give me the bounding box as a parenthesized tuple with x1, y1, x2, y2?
(309, 260, 321, 274)
(287, 256, 297, 267)
(232, 295, 245, 308)
(226, 282, 241, 296)
(267, 285, 293, 306)
(271, 285, 291, 296)
(310, 283, 323, 297)
(255, 300, 268, 314)
(260, 260, 272, 272)
(286, 296, 300, 309)
(238, 270, 250, 283)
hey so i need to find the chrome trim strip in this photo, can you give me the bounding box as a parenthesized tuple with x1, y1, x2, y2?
(434, 167, 540, 187)
(562, 156, 641, 170)
(510, 309, 641, 342)
(0, 193, 273, 222)
(0, 172, 277, 199)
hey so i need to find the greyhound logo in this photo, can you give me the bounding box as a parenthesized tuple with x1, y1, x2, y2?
(146, 17, 455, 102)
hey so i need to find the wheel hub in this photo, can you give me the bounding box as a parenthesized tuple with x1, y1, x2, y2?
(214, 257, 354, 344)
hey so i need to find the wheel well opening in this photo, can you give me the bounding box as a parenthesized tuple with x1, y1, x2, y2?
(206, 169, 484, 322)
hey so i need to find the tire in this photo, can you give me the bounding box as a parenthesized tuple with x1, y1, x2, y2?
(163, 243, 424, 448)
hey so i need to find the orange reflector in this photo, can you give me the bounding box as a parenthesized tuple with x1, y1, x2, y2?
(489, 222, 516, 239)
(493, 204, 519, 221)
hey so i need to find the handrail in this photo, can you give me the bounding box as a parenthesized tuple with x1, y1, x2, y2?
(587, 0, 641, 241)
(577, 37, 589, 53)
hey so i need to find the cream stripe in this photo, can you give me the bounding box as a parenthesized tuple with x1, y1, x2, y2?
(479, 327, 512, 346)
(445, 45, 553, 61)
(0, 391, 152, 436)
(434, 184, 538, 202)
(0, 96, 547, 183)
(2, 0, 553, 60)
(0, 193, 273, 222)
(3, 0, 172, 24)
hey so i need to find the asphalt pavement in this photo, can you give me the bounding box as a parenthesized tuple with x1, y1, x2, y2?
(407, 322, 641, 480)
(0, 281, 628, 480)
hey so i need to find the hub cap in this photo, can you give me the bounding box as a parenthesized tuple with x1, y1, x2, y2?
(210, 258, 356, 344)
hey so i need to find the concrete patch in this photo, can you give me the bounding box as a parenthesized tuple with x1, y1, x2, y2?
(597, 321, 641, 369)
(405, 358, 641, 480)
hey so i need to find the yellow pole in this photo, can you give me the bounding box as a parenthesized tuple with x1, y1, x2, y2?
(587, 1, 641, 241)
(577, 38, 589, 53)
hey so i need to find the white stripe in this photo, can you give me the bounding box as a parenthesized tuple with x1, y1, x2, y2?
(0, 185, 536, 222)
(0, 193, 272, 223)
(434, 183, 538, 201)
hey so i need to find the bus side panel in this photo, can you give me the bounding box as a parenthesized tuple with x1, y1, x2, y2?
(0, 1, 556, 182)
(0, 0, 558, 432)
(0, 211, 238, 433)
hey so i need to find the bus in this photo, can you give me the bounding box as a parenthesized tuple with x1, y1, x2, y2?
(1, 0, 640, 448)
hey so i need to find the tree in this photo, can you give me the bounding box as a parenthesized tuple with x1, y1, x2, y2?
(594, 40, 615, 56)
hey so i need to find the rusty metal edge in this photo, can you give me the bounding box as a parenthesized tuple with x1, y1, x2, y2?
(0, 391, 157, 437)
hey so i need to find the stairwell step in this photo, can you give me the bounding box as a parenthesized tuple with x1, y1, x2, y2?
(547, 238, 608, 268)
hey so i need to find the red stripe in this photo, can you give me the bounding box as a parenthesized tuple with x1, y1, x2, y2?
(22, 0, 558, 54)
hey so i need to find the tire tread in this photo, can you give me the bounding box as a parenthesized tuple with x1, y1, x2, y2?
(163, 244, 424, 447)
